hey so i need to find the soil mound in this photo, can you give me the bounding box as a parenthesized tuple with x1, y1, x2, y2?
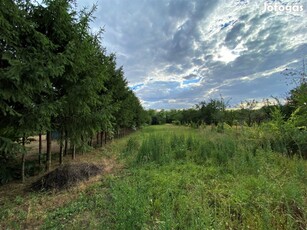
(31, 163, 102, 191)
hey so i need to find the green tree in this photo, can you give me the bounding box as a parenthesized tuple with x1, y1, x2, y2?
(285, 59, 307, 127)
(0, 0, 63, 180)
(239, 99, 258, 126)
(197, 98, 227, 125)
(0, 0, 147, 183)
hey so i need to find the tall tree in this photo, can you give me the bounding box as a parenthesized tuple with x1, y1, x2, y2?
(0, 0, 62, 179)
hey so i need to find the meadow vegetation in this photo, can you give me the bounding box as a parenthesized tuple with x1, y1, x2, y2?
(1, 1, 306, 229)
(1, 125, 306, 229)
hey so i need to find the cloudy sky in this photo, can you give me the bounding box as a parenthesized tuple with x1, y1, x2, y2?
(77, 0, 307, 109)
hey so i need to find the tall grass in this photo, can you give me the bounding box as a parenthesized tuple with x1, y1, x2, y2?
(131, 130, 238, 166)
(36, 126, 307, 229)
(115, 125, 307, 229)
(1, 125, 306, 229)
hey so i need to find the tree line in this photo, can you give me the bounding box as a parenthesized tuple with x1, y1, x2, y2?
(147, 98, 294, 127)
(148, 83, 306, 129)
(0, 0, 147, 184)
(147, 65, 307, 158)
(148, 60, 306, 128)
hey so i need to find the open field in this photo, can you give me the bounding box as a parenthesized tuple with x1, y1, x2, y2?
(0, 125, 306, 229)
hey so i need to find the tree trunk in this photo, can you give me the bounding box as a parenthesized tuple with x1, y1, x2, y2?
(72, 144, 76, 160)
(104, 131, 107, 144)
(38, 133, 42, 165)
(100, 131, 103, 147)
(59, 130, 64, 165)
(21, 135, 26, 183)
(64, 131, 68, 156)
(96, 133, 99, 147)
(46, 131, 52, 171)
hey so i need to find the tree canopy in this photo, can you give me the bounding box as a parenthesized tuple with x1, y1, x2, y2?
(0, 0, 147, 183)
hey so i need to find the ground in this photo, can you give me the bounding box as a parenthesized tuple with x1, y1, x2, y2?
(0, 125, 306, 229)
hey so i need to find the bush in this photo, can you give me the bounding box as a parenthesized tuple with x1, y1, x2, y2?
(172, 120, 181, 125)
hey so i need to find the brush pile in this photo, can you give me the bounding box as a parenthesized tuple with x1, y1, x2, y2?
(31, 163, 102, 191)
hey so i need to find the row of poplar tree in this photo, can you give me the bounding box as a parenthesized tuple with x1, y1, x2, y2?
(0, 0, 148, 183)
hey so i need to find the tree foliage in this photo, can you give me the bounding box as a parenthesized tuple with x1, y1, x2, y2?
(0, 0, 146, 183)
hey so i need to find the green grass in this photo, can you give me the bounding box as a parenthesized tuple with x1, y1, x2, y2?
(1, 125, 306, 229)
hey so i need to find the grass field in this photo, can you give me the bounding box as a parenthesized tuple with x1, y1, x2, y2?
(0, 125, 306, 229)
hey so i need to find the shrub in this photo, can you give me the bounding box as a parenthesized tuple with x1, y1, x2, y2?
(172, 120, 181, 125)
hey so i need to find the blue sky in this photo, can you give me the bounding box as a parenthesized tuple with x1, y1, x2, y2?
(77, 0, 307, 109)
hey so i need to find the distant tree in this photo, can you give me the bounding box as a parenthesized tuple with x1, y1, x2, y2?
(181, 108, 199, 124)
(286, 63, 307, 127)
(164, 110, 180, 124)
(224, 110, 237, 126)
(239, 100, 258, 126)
(197, 98, 227, 125)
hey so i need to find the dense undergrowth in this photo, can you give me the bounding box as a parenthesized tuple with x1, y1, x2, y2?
(0, 125, 306, 229)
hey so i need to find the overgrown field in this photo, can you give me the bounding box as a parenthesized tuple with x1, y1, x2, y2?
(1, 125, 306, 229)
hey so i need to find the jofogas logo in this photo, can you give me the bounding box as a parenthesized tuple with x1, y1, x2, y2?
(264, 2, 304, 13)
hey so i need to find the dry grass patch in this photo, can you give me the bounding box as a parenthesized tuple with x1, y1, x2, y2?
(0, 145, 124, 229)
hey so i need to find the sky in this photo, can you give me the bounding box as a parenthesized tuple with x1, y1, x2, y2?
(77, 0, 307, 109)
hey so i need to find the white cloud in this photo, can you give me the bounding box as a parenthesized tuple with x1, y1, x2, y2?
(213, 46, 240, 64)
(75, 0, 307, 109)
